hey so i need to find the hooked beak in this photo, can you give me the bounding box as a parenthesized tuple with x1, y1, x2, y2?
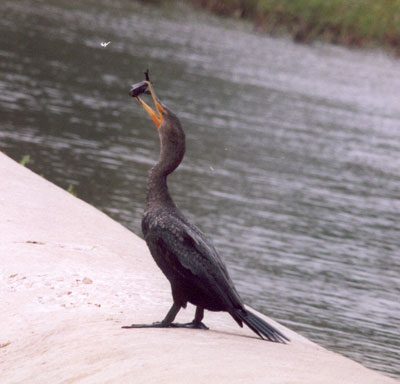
(136, 81, 165, 129)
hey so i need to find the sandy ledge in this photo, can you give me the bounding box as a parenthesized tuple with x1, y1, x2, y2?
(0, 151, 397, 384)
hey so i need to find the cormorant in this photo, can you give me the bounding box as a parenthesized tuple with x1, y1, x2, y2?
(123, 80, 289, 343)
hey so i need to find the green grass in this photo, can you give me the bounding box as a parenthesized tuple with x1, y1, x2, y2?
(67, 184, 77, 197)
(19, 154, 30, 167)
(258, 0, 400, 38)
(193, 0, 400, 52)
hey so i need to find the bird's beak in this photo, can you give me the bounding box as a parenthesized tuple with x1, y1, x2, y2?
(136, 81, 165, 129)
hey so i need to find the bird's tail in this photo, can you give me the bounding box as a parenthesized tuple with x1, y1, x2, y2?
(234, 308, 289, 343)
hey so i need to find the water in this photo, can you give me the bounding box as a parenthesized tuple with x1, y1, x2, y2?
(1, 0, 399, 378)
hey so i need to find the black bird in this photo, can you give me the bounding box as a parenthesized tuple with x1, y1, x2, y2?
(123, 81, 289, 343)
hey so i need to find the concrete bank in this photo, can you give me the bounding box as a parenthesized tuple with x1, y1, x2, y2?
(0, 152, 397, 384)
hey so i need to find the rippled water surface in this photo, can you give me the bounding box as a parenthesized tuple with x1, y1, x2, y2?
(1, 0, 399, 378)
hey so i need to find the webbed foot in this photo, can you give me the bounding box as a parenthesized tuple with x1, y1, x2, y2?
(122, 321, 169, 329)
(122, 321, 209, 330)
(170, 321, 209, 330)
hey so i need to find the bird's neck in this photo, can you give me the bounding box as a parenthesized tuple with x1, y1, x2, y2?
(145, 163, 176, 210)
(145, 121, 185, 211)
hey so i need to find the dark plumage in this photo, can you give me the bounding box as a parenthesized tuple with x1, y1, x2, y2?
(123, 82, 289, 343)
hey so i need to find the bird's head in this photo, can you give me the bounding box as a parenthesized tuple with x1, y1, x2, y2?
(135, 81, 185, 165)
(134, 81, 166, 129)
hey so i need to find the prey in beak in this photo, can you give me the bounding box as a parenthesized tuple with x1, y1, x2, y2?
(130, 80, 165, 129)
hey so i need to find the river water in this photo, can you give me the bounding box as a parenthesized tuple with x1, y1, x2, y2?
(1, 0, 399, 378)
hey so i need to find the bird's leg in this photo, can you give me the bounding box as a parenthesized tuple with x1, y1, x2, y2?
(122, 304, 208, 330)
(193, 306, 209, 329)
(122, 302, 181, 329)
(170, 306, 209, 330)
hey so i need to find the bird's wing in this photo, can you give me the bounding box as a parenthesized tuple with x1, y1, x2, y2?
(148, 214, 243, 310)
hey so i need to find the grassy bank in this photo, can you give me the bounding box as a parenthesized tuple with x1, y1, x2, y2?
(191, 0, 400, 54)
